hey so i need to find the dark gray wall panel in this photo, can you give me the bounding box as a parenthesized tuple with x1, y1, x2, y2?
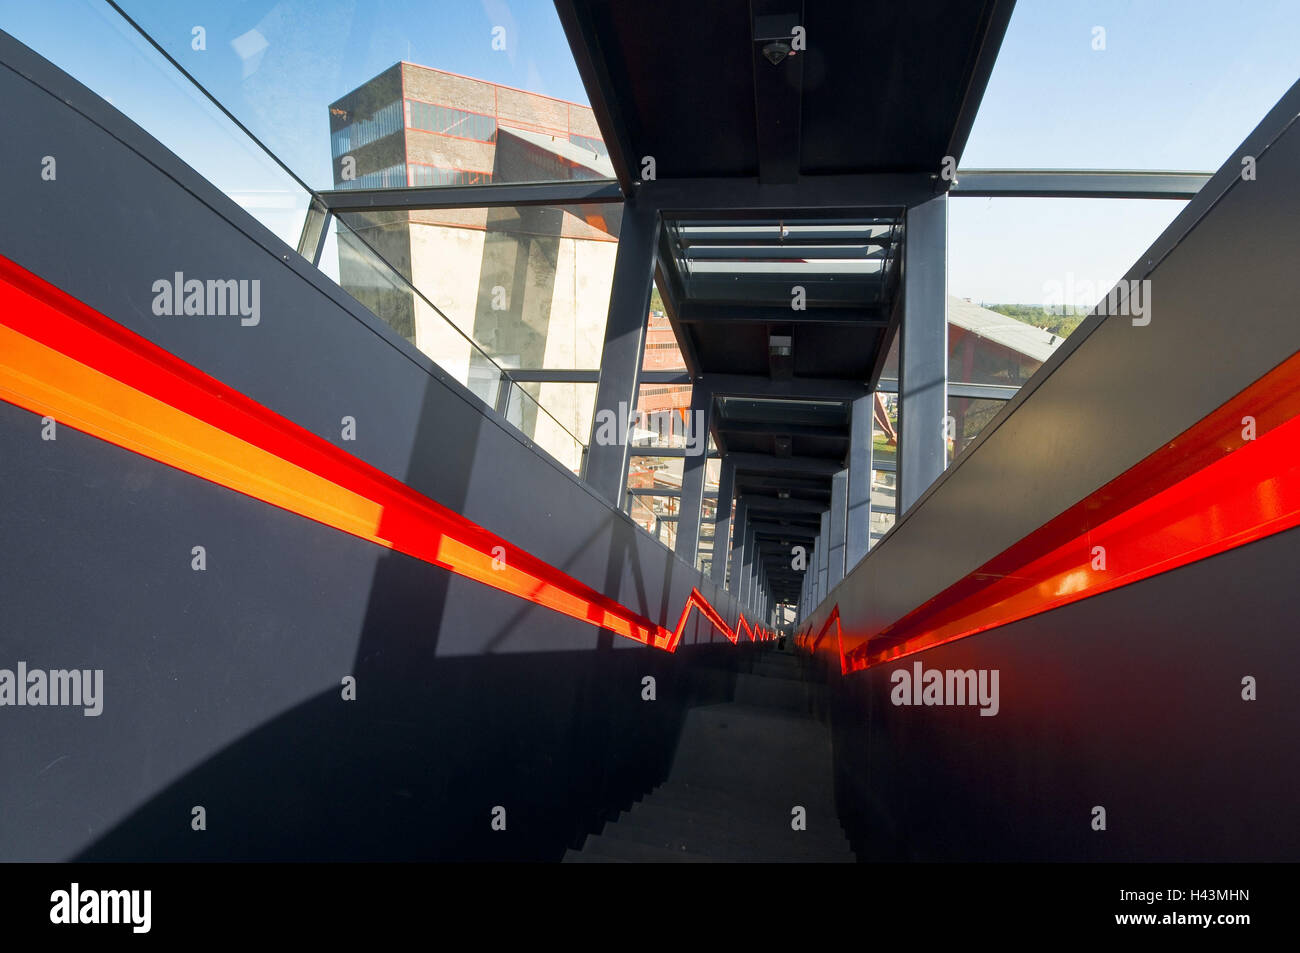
(825, 526, 1300, 861)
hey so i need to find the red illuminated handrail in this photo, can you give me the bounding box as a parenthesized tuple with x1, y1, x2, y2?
(800, 346, 1300, 674)
(0, 255, 765, 653)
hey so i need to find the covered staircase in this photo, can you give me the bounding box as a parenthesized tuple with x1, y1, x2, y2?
(564, 647, 855, 862)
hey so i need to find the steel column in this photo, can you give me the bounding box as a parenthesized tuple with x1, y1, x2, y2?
(729, 500, 748, 594)
(828, 469, 848, 589)
(585, 201, 659, 506)
(674, 380, 713, 565)
(846, 393, 874, 569)
(816, 512, 830, 605)
(898, 192, 948, 515)
(740, 524, 755, 607)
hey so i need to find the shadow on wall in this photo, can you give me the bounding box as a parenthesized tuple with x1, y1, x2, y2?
(71, 358, 752, 861)
(77, 640, 749, 862)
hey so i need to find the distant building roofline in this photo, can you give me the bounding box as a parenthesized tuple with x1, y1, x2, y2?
(947, 295, 1065, 363)
(396, 60, 595, 112)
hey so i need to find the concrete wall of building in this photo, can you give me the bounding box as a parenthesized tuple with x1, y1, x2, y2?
(406, 127, 495, 178)
(0, 31, 749, 862)
(329, 62, 617, 467)
(408, 221, 482, 385)
(405, 215, 616, 471)
(328, 64, 405, 186)
(337, 212, 417, 344)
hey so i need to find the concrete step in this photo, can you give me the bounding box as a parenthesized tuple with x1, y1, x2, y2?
(749, 659, 806, 681)
(606, 801, 853, 859)
(595, 827, 853, 862)
(562, 833, 717, 863)
(626, 793, 846, 839)
(566, 684, 854, 863)
(733, 673, 810, 712)
(646, 781, 840, 836)
(667, 704, 835, 800)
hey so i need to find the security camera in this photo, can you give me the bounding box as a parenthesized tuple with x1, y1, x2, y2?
(762, 40, 790, 65)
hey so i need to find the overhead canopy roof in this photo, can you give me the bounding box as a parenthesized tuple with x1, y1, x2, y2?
(558, 0, 1013, 184)
(661, 215, 901, 381)
(558, 0, 1014, 603)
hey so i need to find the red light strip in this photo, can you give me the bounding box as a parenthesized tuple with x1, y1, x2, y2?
(801, 347, 1300, 674)
(664, 594, 774, 652)
(0, 256, 759, 653)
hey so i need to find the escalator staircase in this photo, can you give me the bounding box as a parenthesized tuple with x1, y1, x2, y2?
(564, 648, 856, 863)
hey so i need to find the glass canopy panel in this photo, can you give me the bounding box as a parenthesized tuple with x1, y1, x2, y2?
(319, 213, 587, 472)
(629, 383, 695, 451)
(338, 202, 620, 369)
(948, 196, 1187, 350)
(878, 196, 1188, 393)
(947, 396, 1008, 465)
(643, 304, 688, 372)
(962, 0, 1300, 171)
(667, 218, 901, 305)
(2, 0, 312, 249)
(110, 0, 615, 191)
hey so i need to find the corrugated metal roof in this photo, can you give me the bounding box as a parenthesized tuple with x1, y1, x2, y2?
(947, 296, 1065, 363)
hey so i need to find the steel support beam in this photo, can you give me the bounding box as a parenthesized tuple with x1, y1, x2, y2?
(735, 474, 834, 494)
(628, 447, 720, 458)
(639, 174, 935, 214)
(729, 500, 749, 595)
(740, 525, 756, 608)
(317, 179, 624, 213)
(717, 419, 850, 439)
(846, 393, 874, 570)
(627, 488, 719, 498)
(553, 0, 639, 191)
(828, 469, 848, 589)
(686, 275, 882, 305)
(296, 198, 332, 266)
(743, 496, 829, 516)
(674, 381, 713, 566)
(750, 521, 819, 540)
(704, 374, 869, 401)
(727, 453, 846, 477)
(585, 201, 660, 506)
(677, 303, 889, 326)
(898, 192, 948, 515)
(504, 369, 690, 384)
(943, 0, 1017, 163)
(815, 512, 830, 605)
(950, 169, 1211, 200)
(877, 378, 1016, 401)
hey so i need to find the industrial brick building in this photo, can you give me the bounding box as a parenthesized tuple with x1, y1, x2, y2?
(328, 62, 619, 472)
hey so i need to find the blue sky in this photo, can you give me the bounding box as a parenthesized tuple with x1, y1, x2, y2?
(3, 0, 1298, 303)
(953, 0, 1300, 303)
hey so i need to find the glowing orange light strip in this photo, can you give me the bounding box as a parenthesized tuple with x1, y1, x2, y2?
(0, 256, 758, 653)
(799, 348, 1300, 674)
